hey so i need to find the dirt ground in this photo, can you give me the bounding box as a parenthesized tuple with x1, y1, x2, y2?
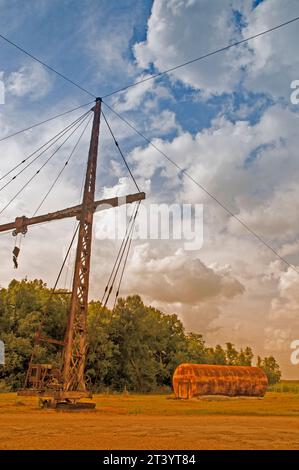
(1, 392, 299, 450)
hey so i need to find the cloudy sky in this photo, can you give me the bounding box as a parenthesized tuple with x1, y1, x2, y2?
(1, 0, 299, 378)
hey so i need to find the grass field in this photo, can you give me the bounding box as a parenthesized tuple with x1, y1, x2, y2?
(1, 385, 299, 449)
(268, 380, 299, 393)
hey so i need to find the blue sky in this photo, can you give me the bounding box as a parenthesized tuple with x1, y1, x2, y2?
(0, 0, 274, 148)
(0, 1, 152, 100)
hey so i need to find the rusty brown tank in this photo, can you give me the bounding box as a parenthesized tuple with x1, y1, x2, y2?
(173, 363, 268, 398)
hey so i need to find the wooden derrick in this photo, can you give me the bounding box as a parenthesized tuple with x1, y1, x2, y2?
(173, 363, 268, 399)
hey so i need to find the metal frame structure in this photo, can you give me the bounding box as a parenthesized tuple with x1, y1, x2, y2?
(62, 98, 101, 394)
(0, 98, 145, 409)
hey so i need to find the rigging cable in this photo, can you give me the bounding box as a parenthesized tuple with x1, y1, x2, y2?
(91, 204, 140, 369)
(102, 14, 299, 97)
(101, 111, 140, 192)
(0, 16, 299, 274)
(102, 100, 299, 276)
(102, 15, 299, 97)
(1, 16, 298, 100)
(0, 112, 91, 216)
(0, 109, 91, 190)
(64, 156, 87, 291)
(0, 33, 96, 98)
(0, 101, 94, 144)
(12, 231, 23, 269)
(113, 206, 139, 309)
(100, 203, 138, 305)
(24, 222, 80, 388)
(32, 113, 93, 216)
(102, 201, 140, 308)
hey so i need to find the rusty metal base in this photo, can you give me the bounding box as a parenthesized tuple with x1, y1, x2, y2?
(18, 389, 96, 411)
(38, 398, 96, 410)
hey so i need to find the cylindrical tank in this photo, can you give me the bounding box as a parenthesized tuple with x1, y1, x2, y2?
(173, 363, 268, 398)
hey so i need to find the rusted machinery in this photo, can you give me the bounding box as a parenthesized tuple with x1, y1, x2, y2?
(0, 98, 146, 409)
(173, 363, 268, 399)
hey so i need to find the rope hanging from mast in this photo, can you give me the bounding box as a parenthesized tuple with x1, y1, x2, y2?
(101, 111, 140, 193)
(0, 111, 92, 216)
(113, 201, 141, 309)
(101, 200, 141, 309)
(100, 112, 143, 308)
(32, 113, 93, 216)
(0, 109, 91, 187)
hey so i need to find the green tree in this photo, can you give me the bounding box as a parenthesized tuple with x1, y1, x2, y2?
(213, 344, 226, 365)
(109, 296, 160, 391)
(86, 301, 118, 391)
(237, 347, 253, 366)
(225, 342, 239, 365)
(107, 295, 187, 391)
(257, 355, 281, 385)
(0, 278, 283, 392)
(0, 279, 68, 389)
(185, 333, 207, 363)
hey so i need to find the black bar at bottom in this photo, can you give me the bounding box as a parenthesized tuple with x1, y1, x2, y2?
(0, 450, 297, 466)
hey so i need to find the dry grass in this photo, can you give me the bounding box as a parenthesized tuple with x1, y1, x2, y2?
(3, 390, 299, 417)
(1, 390, 299, 449)
(268, 380, 299, 394)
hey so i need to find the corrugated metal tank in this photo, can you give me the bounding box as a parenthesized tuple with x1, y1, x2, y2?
(173, 363, 268, 398)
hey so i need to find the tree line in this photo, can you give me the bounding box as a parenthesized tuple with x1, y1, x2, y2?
(0, 279, 281, 392)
